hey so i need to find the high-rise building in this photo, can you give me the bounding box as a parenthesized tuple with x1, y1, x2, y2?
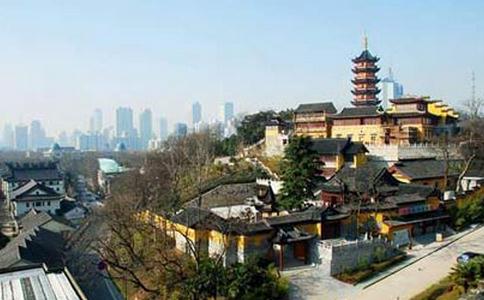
(89, 109, 103, 133)
(29, 120, 46, 150)
(14, 125, 28, 151)
(351, 36, 381, 106)
(139, 109, 153, 150)
(115, 107, 134, 138)
(77, 133, 106, 151)
(57, 131, 69, 146)
(174, 123, 188, 137)
(192, 102, 202, 126)
(159, 117, 168, 141)
(380, 68, 404, 107)
(221, 102, 234, 124)
(2, 124, 14, 149)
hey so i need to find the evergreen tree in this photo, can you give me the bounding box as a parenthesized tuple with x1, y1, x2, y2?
(278, 136, 323, 210)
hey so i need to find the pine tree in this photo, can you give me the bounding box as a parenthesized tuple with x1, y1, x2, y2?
(278, 136, 323, 210)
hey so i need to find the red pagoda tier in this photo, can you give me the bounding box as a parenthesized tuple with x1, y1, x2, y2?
(351, 44, 381, 107)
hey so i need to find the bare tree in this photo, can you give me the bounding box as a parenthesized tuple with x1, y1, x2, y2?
(456, 97, 484, 192)
(93, 130, 235, 299)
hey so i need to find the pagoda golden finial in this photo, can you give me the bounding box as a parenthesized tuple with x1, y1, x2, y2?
(363, 33, 368, 50)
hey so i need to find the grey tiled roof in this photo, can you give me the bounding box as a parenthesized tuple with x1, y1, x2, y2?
(464, 159, 484, 177)
(353, 49, 379, 62)
(171, 206, 273, 235)
(19, 210, 54, 232)
(0, 227, 66, 269)
(324, 163, 400, 194)
(310, 138, 368, 156)
(265, 207, 325, 226)
(12, 180, 60, 200)
(310, 138, 350, 155)
(333, 106, 382, 118)
(185, 183, 258, 209)
(392, 158, 460, 180)
(3, 162, 63, 182)
(295, 102, 337, 114)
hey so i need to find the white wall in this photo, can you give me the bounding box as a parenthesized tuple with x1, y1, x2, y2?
(15, 199, 61, 216)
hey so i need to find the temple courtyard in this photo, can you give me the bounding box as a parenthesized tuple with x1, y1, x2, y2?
(287, 225, 484, 300)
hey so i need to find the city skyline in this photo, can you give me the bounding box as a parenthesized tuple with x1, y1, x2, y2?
(0, 1, 483, 135)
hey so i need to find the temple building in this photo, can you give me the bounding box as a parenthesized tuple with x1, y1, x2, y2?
(351, 36, 381, 107)
(331, 38, 459, 145)
(293, 102, 337, 138)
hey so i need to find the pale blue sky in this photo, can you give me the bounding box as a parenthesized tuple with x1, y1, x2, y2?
(0, 0, 483, 135)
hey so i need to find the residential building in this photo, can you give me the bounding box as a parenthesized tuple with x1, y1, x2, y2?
(89, 109, 103, 133)
(115, 106, 134, 138)
(14, 125, 29, 151)
(139, 108, 153, 150)
(192, 101, 202, 126)
(293, 102, 337, 138)
(159, 117, 168, 141)
(174, 122, 188, 137)
(1, 162, 66, 216)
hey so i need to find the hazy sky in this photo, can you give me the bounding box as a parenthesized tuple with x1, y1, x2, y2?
(0, 0, 483, 135)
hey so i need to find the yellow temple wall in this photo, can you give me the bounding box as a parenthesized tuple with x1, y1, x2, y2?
(332, 124, 383, 144)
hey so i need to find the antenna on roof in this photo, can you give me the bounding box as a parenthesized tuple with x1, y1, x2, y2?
(363, 32, 368, 50)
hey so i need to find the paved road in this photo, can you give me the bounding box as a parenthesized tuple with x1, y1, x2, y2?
(288, 226, 484, 300)
(359, 226, 484, 300)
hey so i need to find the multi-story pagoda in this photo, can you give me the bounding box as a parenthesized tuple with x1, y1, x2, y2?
(351, 37, 381, 107)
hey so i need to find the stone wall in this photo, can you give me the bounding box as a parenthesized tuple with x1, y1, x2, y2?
(367, 144, 461, 162)
(318, 238, 399, 276)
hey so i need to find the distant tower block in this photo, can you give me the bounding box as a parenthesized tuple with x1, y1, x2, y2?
(351, 36, 381, 106)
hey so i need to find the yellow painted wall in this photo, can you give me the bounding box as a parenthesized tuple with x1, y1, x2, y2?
(336, 154, 345, 170)
(299, 223, 321, 237)
(353, 153, 367, 167)
(332, 124, 383, 144)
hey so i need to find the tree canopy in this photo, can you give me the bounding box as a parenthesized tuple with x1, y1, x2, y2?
(278, 135, 323, 210)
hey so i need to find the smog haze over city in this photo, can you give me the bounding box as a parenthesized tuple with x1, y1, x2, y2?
(0, 0, 483, 135)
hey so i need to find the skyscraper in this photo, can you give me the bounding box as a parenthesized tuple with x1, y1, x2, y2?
(115, 107, 134, 137)
(174, 123, 188, 137)
(380, 68, 404, 107)
(14, 125, 29, 151)
(29, 120, 46, 150)
(89, 109, 103, 133)
(192, 101, 202, 126)
(159, 117, 168, 141)
(139, 109, 153, 150)
(221, 102, 234, 124)
(2, 124, 14, 149)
